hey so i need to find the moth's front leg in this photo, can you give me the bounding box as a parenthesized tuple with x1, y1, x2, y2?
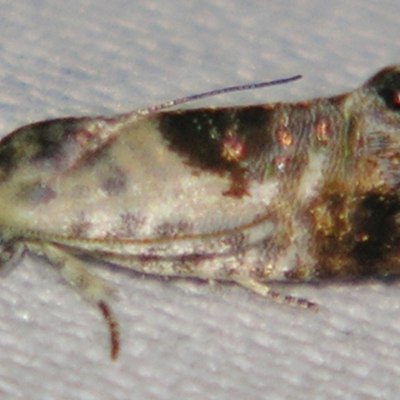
(0, 241, 26, 276)
(29, 242, 120, 360)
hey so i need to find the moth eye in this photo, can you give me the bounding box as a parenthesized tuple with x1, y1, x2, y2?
(367, 66, 400, 111)
(376, 82, 400, 111)
(393, 89, 400, 105)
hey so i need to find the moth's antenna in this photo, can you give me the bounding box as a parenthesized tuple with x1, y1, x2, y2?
(138, 74, 302, 115)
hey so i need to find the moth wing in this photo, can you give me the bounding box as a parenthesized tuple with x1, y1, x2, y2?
(0, 113, 278, 258)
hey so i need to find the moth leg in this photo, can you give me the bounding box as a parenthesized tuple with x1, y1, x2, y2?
(33, 242, 120, 360)
(232, 276, 318, 310)
(0, 242, 26, 276)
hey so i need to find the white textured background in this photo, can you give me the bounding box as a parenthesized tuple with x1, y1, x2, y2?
(0, 1, 399, 399)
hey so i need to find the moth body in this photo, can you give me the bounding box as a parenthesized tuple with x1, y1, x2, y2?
(2, 66, 400, 358)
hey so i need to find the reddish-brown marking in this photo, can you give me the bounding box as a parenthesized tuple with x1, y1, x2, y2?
(314, 117, 331, 145)
(98, 300, 120, 360)
(275, 126, 293, 147)
(297, 100, 310, 107)
(220, 132, 245, 162)
(222, 168, 250, 197)
(75, 128, 97, 147)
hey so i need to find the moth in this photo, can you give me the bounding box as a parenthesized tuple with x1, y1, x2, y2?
(1, 65, 400, 360)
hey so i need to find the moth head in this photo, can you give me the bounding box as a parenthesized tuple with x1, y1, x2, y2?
(346, 66, 400, 275)
(350, 66, 400, 190)
(364, 64, 400, 112)
(356, 65, 400, 137)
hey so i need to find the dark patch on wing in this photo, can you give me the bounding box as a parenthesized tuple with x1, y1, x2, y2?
(158, 106, 275, 197)
(155, 221, 192, 238)
(70, 220, 92, 237)
(0, 117, 86, 180)
(119, 212, 146, 237)
(159, 106, 274, 170)
(100, 165, 127, 196)
(350, 192, 400, 275)
(17, 180, 57, 205)
(310, 189, 400, 279)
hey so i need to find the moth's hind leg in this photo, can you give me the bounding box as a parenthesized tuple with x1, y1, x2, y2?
(30, 242, 120, 360)
(232, 275, 318, 310)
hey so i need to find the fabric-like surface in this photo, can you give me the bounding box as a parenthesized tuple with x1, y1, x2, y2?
(0, 1, 399, 399)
